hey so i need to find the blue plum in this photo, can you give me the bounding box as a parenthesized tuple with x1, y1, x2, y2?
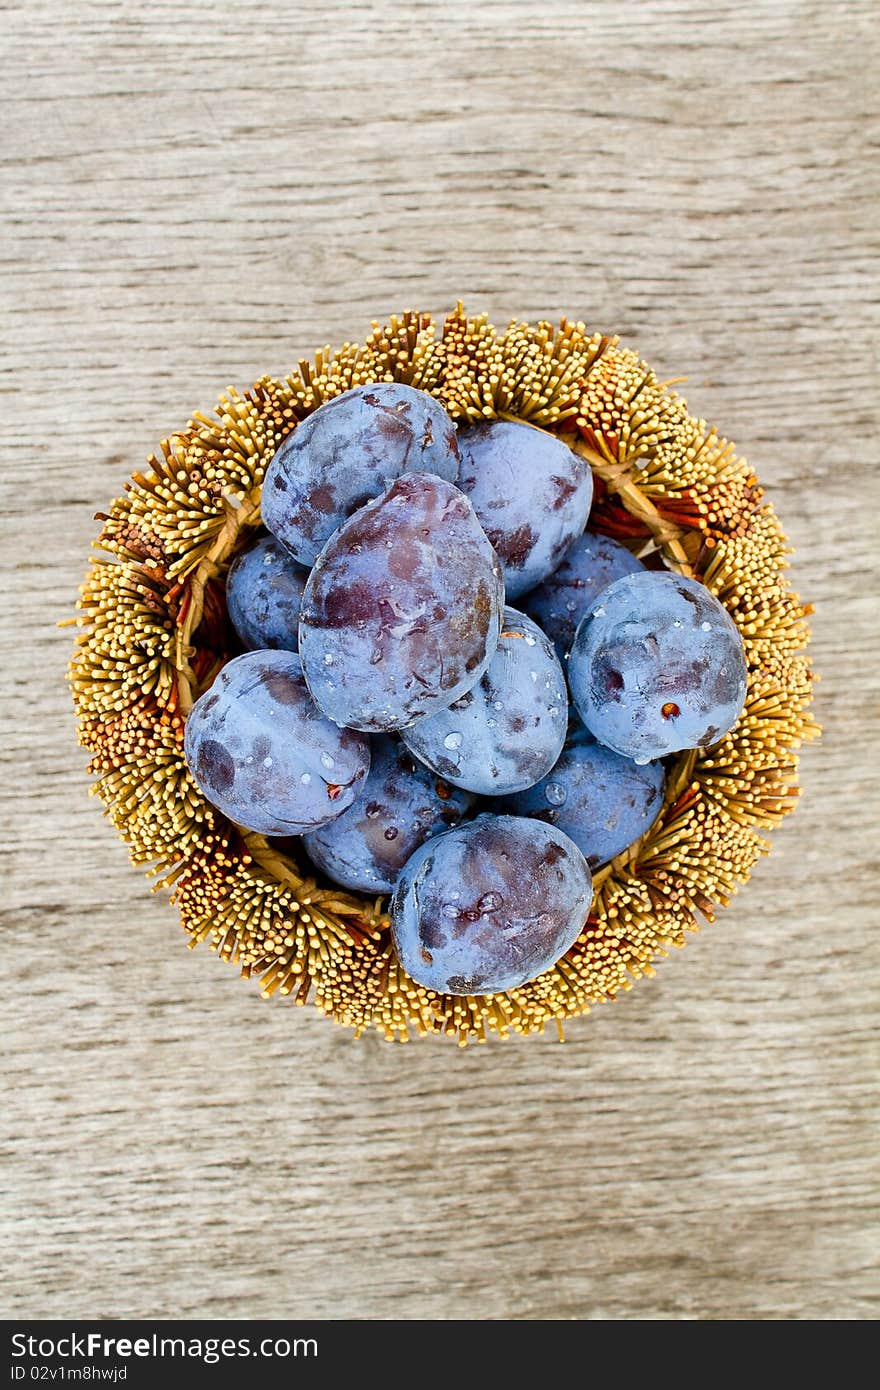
(225, 534, 307, 652)
(500, 733, 665, 867)
(568, 571, 748, 762)
(400, 607, 567, 794)
(524, 529, 644, 661)
(390, 814, 593, 995)
(303, 735, 473, 893)
(456, 420, 593, 599)
(298, 472, 505, 732)
(183, 650, 370, 836)
(262, 383, 461, 566)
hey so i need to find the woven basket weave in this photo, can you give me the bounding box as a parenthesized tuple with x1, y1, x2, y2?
(69, 307, 818, 1042)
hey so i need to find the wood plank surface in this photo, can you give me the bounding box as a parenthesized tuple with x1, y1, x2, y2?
(1, 0, 877, 1321)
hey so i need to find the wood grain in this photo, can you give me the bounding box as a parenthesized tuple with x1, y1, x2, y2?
(1, 0, 877, 1321)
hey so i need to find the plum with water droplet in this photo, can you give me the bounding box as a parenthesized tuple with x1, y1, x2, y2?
(303, 735, 473, 892)
(456, 420, 593, 599)
(298, 472, 505, 731)
(390, 814, 593, 994)
(225, 534, 307, 651)
(524, 529, 644, 661)
(500, 730, 665, 867)
(262, 383, 461, 566)
(568, 571, 748, 761)
(400, 607, 567, 794)
(183, 650, 370, 835)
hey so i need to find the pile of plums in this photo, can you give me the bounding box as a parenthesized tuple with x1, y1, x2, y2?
(185, 384, 748, 996)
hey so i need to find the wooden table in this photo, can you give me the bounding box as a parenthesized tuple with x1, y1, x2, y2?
(2, 0, 876, 1321)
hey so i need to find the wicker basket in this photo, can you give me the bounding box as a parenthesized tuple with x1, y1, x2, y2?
(68, 306, 818, 1042)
